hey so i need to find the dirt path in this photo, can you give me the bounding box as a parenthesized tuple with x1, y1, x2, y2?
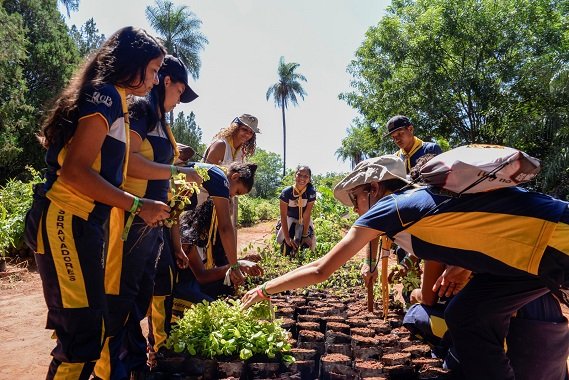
(0, 222, 275, 380)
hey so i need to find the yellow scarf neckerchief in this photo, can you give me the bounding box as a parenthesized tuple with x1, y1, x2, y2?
(292, 184, 307, 224)
(397, 136, 423, 173)
(205, 206, 218, 269)
(227, 137, 240, 161)
(116, 86, 130, 189)
(164, 123, 180, 164)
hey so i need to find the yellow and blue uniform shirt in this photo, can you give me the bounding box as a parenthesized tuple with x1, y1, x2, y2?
(396, 138, 442, 173)
(186, 162, 230, 201)
(280, 183, 317, 220)
(124, 99, 174, 202)
(355, 186, 569, 282)
(44, 84, 128, 222)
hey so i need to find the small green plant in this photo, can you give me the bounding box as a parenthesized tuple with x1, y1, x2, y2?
(167, 299, 294, 364)
(164, 166, 210, 228)
(388, 264, 422, 307)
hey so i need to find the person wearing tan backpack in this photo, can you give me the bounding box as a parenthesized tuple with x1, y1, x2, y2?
(243, 154, 569, 380)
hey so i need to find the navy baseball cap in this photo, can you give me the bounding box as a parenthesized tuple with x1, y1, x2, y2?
(384, 115, 412, 137)
(160, 55, 198, 103)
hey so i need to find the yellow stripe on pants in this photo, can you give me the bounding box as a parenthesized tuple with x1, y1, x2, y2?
(53, 362, 86, 380)
(94, 337, 111, 380)
(45, 205, 88, 308)
(151, 296, 168, 352)
(105, 207, 125, 295)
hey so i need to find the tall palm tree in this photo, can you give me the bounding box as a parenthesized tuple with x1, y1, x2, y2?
(146, 0, 208, 124)
(59, 0, 79, 17)
(266, 56, 307, 176)
(145, 0, 208, 80)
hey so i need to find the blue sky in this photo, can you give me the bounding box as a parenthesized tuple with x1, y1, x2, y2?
(61, 0, 390, 175)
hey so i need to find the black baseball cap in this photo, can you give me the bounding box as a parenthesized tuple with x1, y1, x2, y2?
(160, 55, 198, 103)
(384, 115, 412, 137)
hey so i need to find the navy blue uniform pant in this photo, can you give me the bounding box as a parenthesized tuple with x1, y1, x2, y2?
(27, 197, 107, 380)
(445, 274, 569, 380)
(147, 226, 176, 354)
(95, 214, 163, 380)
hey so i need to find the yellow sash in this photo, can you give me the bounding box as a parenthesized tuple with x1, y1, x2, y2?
(164, 123, 180, 165)
(204, 206, 218, 269)
(116, 86, 130, 188)
(397, 136, 423, 173)
(292, 185, 307, 224)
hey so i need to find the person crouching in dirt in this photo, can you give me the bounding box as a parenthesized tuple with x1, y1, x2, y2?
(242, 154, 569, 380)
(398, 152, 569, 379)
(276, 165, 317, 256)
(171, 199, 263, 316)
(147, 162, 257, 361)
(403, 258, 569, 380)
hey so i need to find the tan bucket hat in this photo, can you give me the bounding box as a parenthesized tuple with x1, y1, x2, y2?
(333, 155, 410, 207)
(234, 114, 260, 134)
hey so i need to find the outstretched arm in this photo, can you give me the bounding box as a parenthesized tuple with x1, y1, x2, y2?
(127, 131, 203, 183)
(242, 226, 379, 308)
(187, 245, 229, 284)
(211, 196, 245, 286)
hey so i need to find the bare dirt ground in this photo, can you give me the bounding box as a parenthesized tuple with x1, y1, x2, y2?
(1, 220, 568, 379)
(0, 221, 276, 380)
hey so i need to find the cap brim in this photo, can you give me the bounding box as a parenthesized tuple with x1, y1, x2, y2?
(333, 164, 411, 207)
(180, 85, 198, 103)
(383, 126, 405, 138)
(240, 121, 260, 134)
(333, 177, 360, 207)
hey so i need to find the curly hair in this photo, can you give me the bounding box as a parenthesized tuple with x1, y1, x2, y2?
(39, 26, 166, 147)
(212, 121, 257, 158)
(179, 199, 215, 247)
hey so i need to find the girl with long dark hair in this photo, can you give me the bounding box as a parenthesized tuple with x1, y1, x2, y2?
(25, 26, 168, 380)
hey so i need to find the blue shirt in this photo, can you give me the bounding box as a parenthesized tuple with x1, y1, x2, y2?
(45, 84, 128, 222)
(125, 95, 174, 202)
(396, 141, 442, 173)
(187, 162, 230, 200)
(355, 187, 569, 281)
(279, 184, 317, 219)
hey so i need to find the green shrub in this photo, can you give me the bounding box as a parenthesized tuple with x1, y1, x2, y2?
(238, 196, 279, 226)
(0, 167, 42, 257)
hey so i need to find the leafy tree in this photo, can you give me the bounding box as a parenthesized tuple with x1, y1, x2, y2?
(266, 56, 307, 176)
(249, 148, 283, 199)
(2, 0, 80, 182)
(341, 0, 569, 197)
(336, 121, 380, 168)
(69, 18, 105, 57)
(145, 0, 208, 80)
(170, 110, 206, 159)
(0, 7, 33, 181)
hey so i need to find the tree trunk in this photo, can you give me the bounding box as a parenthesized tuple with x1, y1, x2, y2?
(281, 99, 287, 177)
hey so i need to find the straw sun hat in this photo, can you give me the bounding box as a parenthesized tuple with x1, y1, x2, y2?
(333, 155, 410, 207)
